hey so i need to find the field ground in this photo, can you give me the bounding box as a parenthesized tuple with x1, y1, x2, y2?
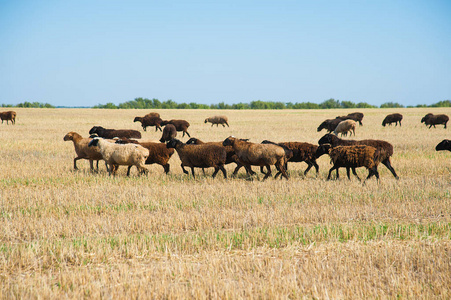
(1, 108, 450, 298)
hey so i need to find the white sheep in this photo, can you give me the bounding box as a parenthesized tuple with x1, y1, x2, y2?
(204, 115, 229, 127)
(334, 119, 356, 137)
(88, 138, 149, 176)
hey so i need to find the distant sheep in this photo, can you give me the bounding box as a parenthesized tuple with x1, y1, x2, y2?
(223, 136, 288, 180)
(315, 144, 380, 181)
(262, 140, 319, 176)
(166, 139, 227, 178)
(317, 118, 342, 133)
(88, 138, 149, 176)
(0, 111, 16, 125)
(133, 115, 163, 131)
(382, 113, 403, 127)
(63, 131, 104, 171)
(436, 139, 451, 152)
(337, 112, 364, 126)
(161, 119, 191, 137)
(89, 126, 141, 139)
(159, 124, 177, 143)
(115, 138, 175, 174)
(334, 119, 356, 136)
(318, 133, 398, 179)
(421, 113, 449, 129)
(205, 115, 229, 127)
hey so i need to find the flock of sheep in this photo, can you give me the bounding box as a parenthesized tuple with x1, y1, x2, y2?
(1, 109, 450, 182)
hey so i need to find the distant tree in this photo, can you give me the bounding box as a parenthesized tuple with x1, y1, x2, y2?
(380, 102, 404, 108)
(320, 98, 341, 109)
(356, 102, 376, 108)
(430, 100, 451, 107)
(341, 101, 356, 108)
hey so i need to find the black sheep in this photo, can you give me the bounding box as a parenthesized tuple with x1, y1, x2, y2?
(421, 113, 449, 129)
(89, 126, 141, 139)
(382, 113, 403, 127)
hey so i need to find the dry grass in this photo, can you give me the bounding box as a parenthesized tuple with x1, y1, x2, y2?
(0, 107, 450, 298)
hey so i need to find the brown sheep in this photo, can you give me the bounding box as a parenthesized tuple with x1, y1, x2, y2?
(159, 124, 177, 143)
(318, 133, 398, 179)
(166, 139, 227, 179)
(160, 119, 191, 137)
(133, 115, 163, 131)
(382, 113, 403, 127)
(315, 144, 380, 182)
(262, 140, 319, 176)
(144, 112, 160, 118)
(0, 111, 16, 124)
(89, 126, 141, 139)
(317, 118, 343, 133)
(223, 136, 288, 180)
(336, 112, 364, 126)
(115, 138, 175, 174)
(63, 132, 104, 171)
(334, 119, 356, 136)
(421, 113, 449, 129)
(204, 115, 229, 127)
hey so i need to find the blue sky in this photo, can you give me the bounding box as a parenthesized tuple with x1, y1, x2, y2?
(1, 0, 450, 107)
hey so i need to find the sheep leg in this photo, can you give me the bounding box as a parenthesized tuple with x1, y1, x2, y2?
(202, 168, 206, 176)
(352, 168, 361, 181)
(219, 166, 227, 178)
(190, 167, 196, 178)
(163, 164, 170, 174)
(127, 165, 133, 176)
(73, 157, 81, 170)
(232, 164, 243, 176)
(185, 131, 191, 137)
(346, 167, 351, 180)
(276, 162, 289, 180)
(260, 166, 267, 175)
(225, 122, 229, 127)
(181, 164, 189, 174)
(381, 158, 399, 179)
(445, 122, 448, 129)
(327, 166, 337, 180)
(262, 165, 272, 181)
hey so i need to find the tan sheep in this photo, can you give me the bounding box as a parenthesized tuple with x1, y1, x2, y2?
(204, 115, 229, 127)
(63, 131, 104, 171)
(334, 119, 356, 136)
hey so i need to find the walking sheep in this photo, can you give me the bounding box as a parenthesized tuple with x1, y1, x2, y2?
(315, 144, 380, 182)
(334, 119, 356, 136)
(63, 131, 104, 171)
(115, 138, 175, 174)
(88, 137, 149, 176)
(421, 113, 449, 129)
(223, 136, 289, 180)
(134, 115, 163, 131)
(318, 133, 399, 179)
(382, 113, 403, 127)
(0, 111, 16, 124)
(205, 116, 229, 127)
(89, 126, 142, 139)
(159, 124, 177, 143)
(436, 139, 451, 152)
(166, 139, 227, 179)
(161, 119, 191, 137)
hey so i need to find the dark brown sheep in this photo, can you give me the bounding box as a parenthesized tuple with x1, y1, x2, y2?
(436, 139, 451, 152)
(159, 124, 177, 143)
(382, 113, 403, 127)
(89, 126, 141, 139)
(160, 119, 191, 137)
(317, 118, 342, 133)
(115, 138, 175, 174)
(144, 112, 160, 118)
(223, 136, 288, 180)
(421, 113, 449, 129)
(0, 111, 16, 124)
(133, 115, 163, 131)
(262, 140, 319, 176)
(337, 112, 364, 126)
(318, 133, 398, 179)
(315, 144, 380, 182)
(166, 139, 227, 178)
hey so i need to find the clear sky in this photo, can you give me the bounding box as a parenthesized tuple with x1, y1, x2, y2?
(1, 0, 450, 107)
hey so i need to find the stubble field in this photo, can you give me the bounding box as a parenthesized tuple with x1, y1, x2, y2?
(1, 107, 450, 298)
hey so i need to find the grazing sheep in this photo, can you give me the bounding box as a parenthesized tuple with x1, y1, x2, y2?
(144, 112, 160, 118)
(0, 111, 16, 125)
(63, 132, 104, 171)
(161, 119, 191, 137)
(89, 126, 142, 139)
(421, 113, 449, 129)
(88, 138, 149, 176)
(159, 124, 177, 143)
(205, 115, 229, 127)
(115, 138, 175, 174)
(133, 115, 163, 131)
(262, 140, 319, 176)
(223, 136, 288, 180)
(382, 113, 403, 127)
(334, 119, 356, 136)
(317, 118, 343, 133)
(318, 133, 399, 179)
(166, 139, 227, 178)
(337, 112, 364, 126)
(315, 144, 380, 181)
(436, 139, 451, 152)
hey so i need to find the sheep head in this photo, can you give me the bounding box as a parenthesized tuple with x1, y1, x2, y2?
(222, 136, 236, 147)
(63, 132, 75, 141)
(315, 144, 332, 158)
(133, 117, 142, 123)
(318, 133, 336, 145)
(166, 139, 182, 149)
(89, 126, 104, 135)
(436, 139, 451, 152)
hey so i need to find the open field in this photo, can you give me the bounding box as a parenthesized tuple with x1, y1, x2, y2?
(1, 107, 450, 298)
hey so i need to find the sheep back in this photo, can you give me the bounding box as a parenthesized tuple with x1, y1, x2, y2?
(317, 118, 342, 132)
(329, 145, 379, 169)
(436, 139, 451, 152)
(89, 126, 142, 139)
